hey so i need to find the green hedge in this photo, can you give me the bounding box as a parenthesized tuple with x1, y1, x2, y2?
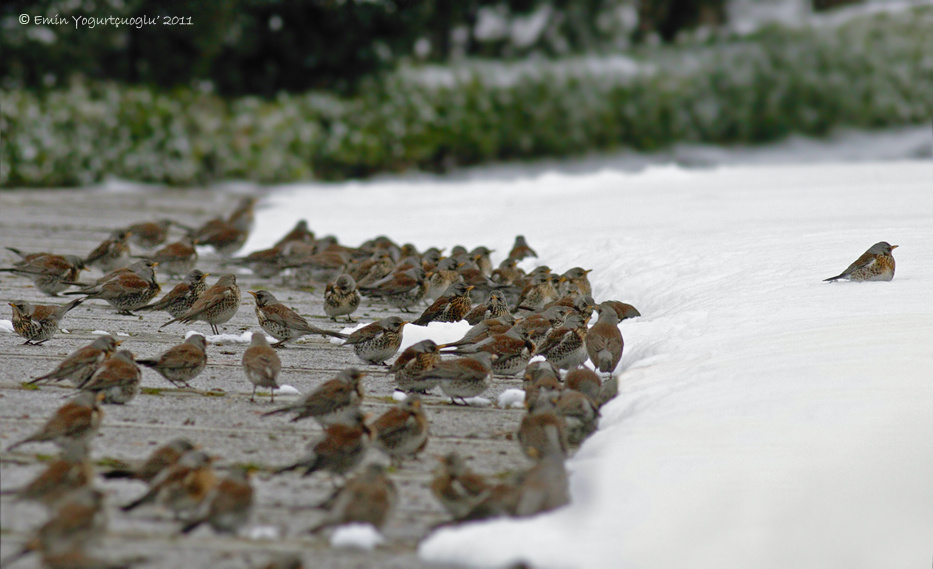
(2, 7, 931, 187)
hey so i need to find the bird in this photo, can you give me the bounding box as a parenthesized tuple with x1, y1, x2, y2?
(370, 394, 429, 467)
(84, 229, 132, 272)
(601, 299, 641, 321)
(825, 241, 898, 282)
(442, 328, 535, 377)
(6, 391, 104, 453)
(125, 219, 178, 249)
(517, 389, 568, 460)
(512, 452, 569, 517)
(262, 368, 365, 426)
(273, 219, 315, 249)
(136, 334, 208, 388)
(121, 449, 217, 518)
(430, 453, 490, 520)
(564, 365, 601, 400)
(307, 463, 397, 533)
(585, 302, 624, 373)
(556, 389, 599, 447)
(191, 219, 249, 256)
(350, 250, 395, 287)
(181, 466, 254, 535)
(0, 443, 93, 509)
(1, 248, 87, 296)
(323, 274, 361, 322)
(29, 335, 120, 386)
(426, 258, 462, 302)
(415, 351, 493, 405)
(508, 235, 537, 261)
(135, 269, 210, 318)
(160, 274, 241, 335)
(248, 290, 346, 348)
(147, 236, 198, 277)
(413, 282, 474, 326)
(101, 438, 197, 484)
(470, 246, 495, 276)
(535, 312, 589, 370)
(464, 290, 511, 325)
(359, 266, 431, 312)
(77, 349, 142, 405)
(342, 316, 407, 365)
(63, 261, 161, 315)
(242, 332, 282, 403)
(390, 339, 442, 393)
(559, 267, 593, 297)
(275, 409, 371, 482)
(1, 487, 108, 565)
(8, 298, 83, 345)
(515, 273, 561, 312)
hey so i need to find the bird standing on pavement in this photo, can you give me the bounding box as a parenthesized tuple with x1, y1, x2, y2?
(125, 219, 176, 249)
(135, 269, 210, 318)
(324, 274, 361, 322)
(29, 335, 120, 386)
(390, 340, 442, 393)
(160, 274, 240, 335)
(535, 312, 589, 370)
(249, 290, 346, 347)
(370, 394, 429, 467)
(6, 391, 104, 452)
(1, 249, 86, 296)
(148, 237, 198, 277)
(8, 298, 84, 345)
(136, 334, 208, 388)
(121, 450, 217, 518)
(342, 316, 407, 365)
(102, 438, 197, 484)
(308, 463, 397, 533)
(181, 466, 254, 535)
(63, 261, 161, 315)
(262, 368, 365, 426)
(77, 349, 142, 405)
(430, 453, 490, 520)
(0, 443, 93, 509)
(824, 241, 898, 282)
(416, 352, 493, 405)
(84, 229, 132, 272)
(413, 282, 474, 326)
(275, 409, 371, 482)
(242, 332, 282, 403)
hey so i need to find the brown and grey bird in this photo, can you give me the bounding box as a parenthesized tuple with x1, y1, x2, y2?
(121, 449, 217, 518)
(390, 339, 442, 393)
(512, 452, 569, 517)
(272, 219, 315, 249)
(443, 316, 514, 350)
(8, 298, 83, 345)
(64, 261, 160, 315)
(535, 312, 589, 370)
(181, 466, 254, 535)
(426, 258, 462, 302)
(0, 443, 93, 509)
(469, 246, 495, 276)
(464, 290, 511, 325)
(515, 273, 561, 312)
(275, 409, 371, 481)
(559, 267, 593, 297)
(242, 332, 282, 403)
(586, 302, 624, 374)
(228, 245, 286, 278)
(249, 290, 346, 348)
(413, 282, 474, 326)
(556, 389, 599, 447)
(6, 391, 104, 452)
(135, 269, 209, 318)
(1, 487, 108, 566)
(443, 326, 535, 377)
(308, 463, 397, 533)
(192, 219, 249, 257)
(564, 366, 600, 400)
(508, 235, 537, 261)
(415, 352, 493, 405)
(125, 219, 178, 249)
(324, 274, 361, 322)
(825, 241, 898, 282)
(29, 335, 120, 386)
(1, 248, 86, 296)
(370, 394, 429, 467)
(517, 389, 568, 460)
(147, 236, 198, 277)
(262, 368, 365, 426)
(350, 250, 396, 288)
(430, 453, 490, 520)
(160, 274, 241, 335)
(101, 438, 197, 483)
(78, 349, 141, 405)
(343, 316, 407, 365)
(359, 267, 430, 312)
(491, 257, 523, 286)
(84, 229, 132, 273)
(136, 334, 208, 388)
(603, 299, 641, 321)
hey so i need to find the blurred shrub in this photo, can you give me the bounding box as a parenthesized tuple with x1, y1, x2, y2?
(2, 7, 931, 187)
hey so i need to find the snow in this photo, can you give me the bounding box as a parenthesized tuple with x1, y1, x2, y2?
(0, 320, 14, 333)
(329, 523, 385, 550)
(245, 525, 280, 540)
(91, 330, 111, 336)
(246, 139, 932, 569)
(185, 329, 275, 345)
(333, 320, 473, 354)
(276, 384, 300, 396)
(497, 389, 526, 409)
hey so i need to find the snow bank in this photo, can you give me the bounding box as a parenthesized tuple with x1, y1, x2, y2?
(251, 159, 933, 569)
(329, 523, 385, 550)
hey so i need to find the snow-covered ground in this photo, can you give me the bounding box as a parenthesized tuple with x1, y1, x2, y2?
(244, 140, 933, 569)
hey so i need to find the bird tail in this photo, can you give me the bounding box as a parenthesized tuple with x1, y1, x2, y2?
(823, 274, 844, 282)
(136, 359, 158, 368)
(101, 468, 136, 480)
(121, 489, 156, 511)
(180, 518, 205, 534)
(4, 247, 25, 258)
(259, 405, 295, 418)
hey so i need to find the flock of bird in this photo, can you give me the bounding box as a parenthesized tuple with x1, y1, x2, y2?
(2, 192, 897, 569)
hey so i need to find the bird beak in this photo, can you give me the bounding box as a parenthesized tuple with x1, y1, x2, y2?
(891, 245, 899, 249)
(115, 340, 123, 346)
(247, 291, 258, 298)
